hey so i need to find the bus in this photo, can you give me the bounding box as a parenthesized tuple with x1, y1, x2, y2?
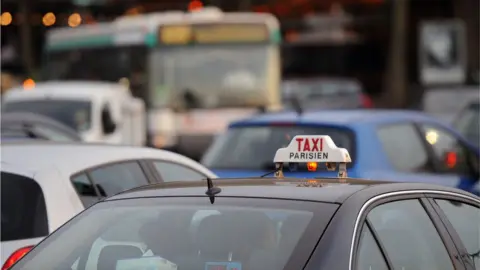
(42, 8, 282, 160)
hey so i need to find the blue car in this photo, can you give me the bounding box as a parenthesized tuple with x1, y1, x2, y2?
(202, 110, 480, 195)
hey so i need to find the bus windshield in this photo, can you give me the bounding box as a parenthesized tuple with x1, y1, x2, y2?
(42, 46, 148, 99)
(149, 44, 270, 108)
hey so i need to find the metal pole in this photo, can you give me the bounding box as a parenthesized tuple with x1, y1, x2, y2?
(382, 0, 409, 108)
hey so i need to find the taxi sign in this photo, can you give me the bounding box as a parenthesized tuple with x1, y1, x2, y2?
(272, 135, 352, 179)
(274, 135, 351, 163)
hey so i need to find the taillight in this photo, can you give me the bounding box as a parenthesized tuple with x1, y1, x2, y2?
(2, 246, 33, 270)
(360, 93, 374, 108)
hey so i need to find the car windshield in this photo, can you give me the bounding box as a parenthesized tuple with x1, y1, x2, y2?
(453, 102, 480, 147)
(149, 45, 269, 108)
(13, 197, 337, 270)
(202, 125, 355, 170)
(3, 100, 92, 132)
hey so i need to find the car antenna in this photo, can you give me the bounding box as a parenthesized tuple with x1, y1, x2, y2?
(260, 164, 283, 178)
(290, 96, 303, 116)
(205, 177, 222, 204)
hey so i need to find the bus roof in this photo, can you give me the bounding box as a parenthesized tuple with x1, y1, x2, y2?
(45, 10, 279, 50)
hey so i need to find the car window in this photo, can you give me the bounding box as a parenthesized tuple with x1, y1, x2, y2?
(152, 161, 206, 182)
(435, 199, 480, 269)
(1, 172, 49, 241)
(453, 103, 479, 147)
(367, 199, 454, 270)
(355, 224, 389, 270)
(32, 125, 77, 142)
(89, 161, 149, 197)
(377, 123, 433, 172)
(418, 124, 471, 175)
(71, 173, 101, 208)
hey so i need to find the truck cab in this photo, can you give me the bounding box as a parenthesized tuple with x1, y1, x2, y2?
(2, 81, 146, 146)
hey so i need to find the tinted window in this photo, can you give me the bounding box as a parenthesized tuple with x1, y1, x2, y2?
(368, 200, 454, 270)
(419, 124, 471, 175)
(14, 198, 337, 270)
(355, 224, 388, 270)
(89, 162, 149, 197)
(1, 172, 49, 241)
(4, 100, 92, 132)
(71, 174, 100, 208)
(435, 199, 480, 269)
(377, 124, 433, 172)
(202, 126, 355, 170)
(153, 161, 206, 182)
(454, 103, 480, 147)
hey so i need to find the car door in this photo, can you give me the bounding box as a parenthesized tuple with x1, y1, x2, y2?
(147, 159, 210, 182)
(70, 160, 152, 207)
(416, 123, 480, 195)
(353, 196, 466, 270)
(425, 193, 480, 270)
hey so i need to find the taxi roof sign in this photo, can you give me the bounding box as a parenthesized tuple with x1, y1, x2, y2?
(274, 135, 351, 163)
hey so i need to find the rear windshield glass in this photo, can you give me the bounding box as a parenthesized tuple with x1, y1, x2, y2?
(202, 125, 355, 170)
(13, 198, 337, 270)
(453, 102, 480, 147)
(1, 172, 49, 242)
(3, 100, 92, 132)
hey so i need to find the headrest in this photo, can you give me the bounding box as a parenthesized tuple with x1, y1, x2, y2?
(97, 245, 143, 270)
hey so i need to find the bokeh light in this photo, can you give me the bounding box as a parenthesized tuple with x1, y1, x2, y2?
(42, 12, 56, 26)
(1, 12, 12, 26)
(68, 13, 82, 27)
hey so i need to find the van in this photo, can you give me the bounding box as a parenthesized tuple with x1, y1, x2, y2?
(2, 81, 146, 146)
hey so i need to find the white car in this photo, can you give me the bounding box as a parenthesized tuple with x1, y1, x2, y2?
(0, 141, 217, 269)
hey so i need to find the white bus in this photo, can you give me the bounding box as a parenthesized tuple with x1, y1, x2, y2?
(43, 8, 282, 159)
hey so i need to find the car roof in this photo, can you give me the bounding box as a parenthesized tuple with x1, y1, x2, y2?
(4, 81, 128, 100)
(230, 109, 437, 127)
(1, 141, 215, 177)
(107, 178, 475, 204)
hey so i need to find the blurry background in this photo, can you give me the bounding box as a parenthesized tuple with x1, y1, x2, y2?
(2, 0, 479, 108)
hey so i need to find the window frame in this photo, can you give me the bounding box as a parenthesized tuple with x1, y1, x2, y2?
(352, 193, 465, 270)
(69, 159, 157, 202)
(424, 193, 480, 269)
(143, 158, 209, 183)
(414, 122, 475, 176)
(355, 219, 393, 269)
(376, 122, 436, 173)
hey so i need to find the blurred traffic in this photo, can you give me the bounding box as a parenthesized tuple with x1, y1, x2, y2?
(1, 0, 479, 269)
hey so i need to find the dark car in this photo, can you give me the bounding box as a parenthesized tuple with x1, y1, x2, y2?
(453, 101, 480, 148)
(10, 177, 479, 270)
(1, 112, 81, 142)
(281, 77, 374, 110)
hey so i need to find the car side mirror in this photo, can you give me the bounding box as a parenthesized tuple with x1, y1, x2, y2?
(101, 107, 116, 135)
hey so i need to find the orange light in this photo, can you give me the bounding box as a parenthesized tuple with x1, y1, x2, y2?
(23, 78, 35, 90)
(307, 162, 318, 172)
(188, 0, 203, 11)
(446, 152, 457, 168)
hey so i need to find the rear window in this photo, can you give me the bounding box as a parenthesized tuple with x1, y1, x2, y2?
(1, 172, 49, 242)
(202, 125, 355, 170)
(453, 102, 480, 147)
(13, 197, 338, 270)
(3, 100, 92, 132)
